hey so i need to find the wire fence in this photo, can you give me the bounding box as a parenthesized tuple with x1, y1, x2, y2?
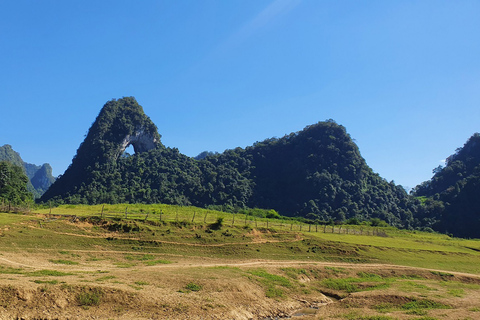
(33, 205, 388, 237)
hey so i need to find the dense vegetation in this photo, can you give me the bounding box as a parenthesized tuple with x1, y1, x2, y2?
(0, 144, 55, 198)
(413, 133, 480, 238)
(41, 97, 422, 229)
(0, 161, 33, 206)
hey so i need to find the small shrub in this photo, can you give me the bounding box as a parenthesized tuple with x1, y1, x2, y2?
(222, 229, 233, 237)
(209, 217, 224, 230)
(78, 288, 102, 306)
(185, 282, 202, 292)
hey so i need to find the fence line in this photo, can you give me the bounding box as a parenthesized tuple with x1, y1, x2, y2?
(32, 206, 388, 237)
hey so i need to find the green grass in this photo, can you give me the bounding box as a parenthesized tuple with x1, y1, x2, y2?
(322, 278, 358, 292)
(49, 259, 79, 265)
(344, 314, 396, 320)
(248, 269, 292, 288)
(184, 282, 202, 292)
(247, 269, 293, 299)
(95, 275, 116, 282)
(27, 270, 72, 277)
(447, 288, 465, 297)
(144, 259, 173, 266)
(402, 298, 451, 311)
(325, 266, 348, 274)
(0, 266, 24, 275)
(320, 272, 393, 293)
(0, 203, 479, 275)
(281, 267, 308, 279)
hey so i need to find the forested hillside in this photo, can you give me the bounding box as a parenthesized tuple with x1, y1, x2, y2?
(40, 97, 422, 228)
(413, 133, 480, 238)
(0, 145, 55, 198)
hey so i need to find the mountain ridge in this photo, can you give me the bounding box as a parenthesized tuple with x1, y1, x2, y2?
(0, 144, 55, 198)
(41, 97, 420, 229)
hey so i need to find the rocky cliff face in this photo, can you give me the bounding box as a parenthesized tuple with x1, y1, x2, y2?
(31, 164, 55, 194)
(117, 128, 159, 160)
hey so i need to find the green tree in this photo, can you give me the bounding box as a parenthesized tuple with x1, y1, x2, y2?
(0, 161, 33, 206)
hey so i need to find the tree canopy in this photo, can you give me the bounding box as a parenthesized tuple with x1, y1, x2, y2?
(0, 161, 33, 206)
(413, 133, 480, 237)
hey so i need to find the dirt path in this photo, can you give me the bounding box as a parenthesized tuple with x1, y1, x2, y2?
(1, 249, 479, 280)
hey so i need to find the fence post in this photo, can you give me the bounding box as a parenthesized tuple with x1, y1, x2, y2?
(309, 224, 311, 232)
(232, 213, 235, 227)
(192, 211, 196, 223)
(101, 205, 105, 218)
(204, 212, 207, 223)
(125, 207, 128, 219)
(160, 210, 163, 222)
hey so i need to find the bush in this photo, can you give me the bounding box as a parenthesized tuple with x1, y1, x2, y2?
(208, 217, 224, 230)
(185, 282, 202, 292)
(78, 288, 102, 306)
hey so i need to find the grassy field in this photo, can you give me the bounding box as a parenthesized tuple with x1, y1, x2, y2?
(27, 203, 480, 274)
(1, 203, 480, 319)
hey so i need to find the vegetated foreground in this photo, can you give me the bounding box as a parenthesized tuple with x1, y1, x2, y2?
(1, 205, 480, 320)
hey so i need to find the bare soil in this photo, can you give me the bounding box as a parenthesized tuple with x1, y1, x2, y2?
(1, 250, 480, 320)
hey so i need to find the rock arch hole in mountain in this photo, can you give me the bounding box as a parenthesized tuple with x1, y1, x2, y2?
(122, 144, 135, 157)
(117, 127, 158, 160)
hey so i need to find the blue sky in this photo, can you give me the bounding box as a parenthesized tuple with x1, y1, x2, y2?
(1, 0, 479, 190)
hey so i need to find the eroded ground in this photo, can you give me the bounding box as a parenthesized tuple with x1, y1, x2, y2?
(0, 213, 479, 319)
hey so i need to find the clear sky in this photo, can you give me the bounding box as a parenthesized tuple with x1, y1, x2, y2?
(1, 0, 479, 190)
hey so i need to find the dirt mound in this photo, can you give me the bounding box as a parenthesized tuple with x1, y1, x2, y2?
(0, 284, 138, 320)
